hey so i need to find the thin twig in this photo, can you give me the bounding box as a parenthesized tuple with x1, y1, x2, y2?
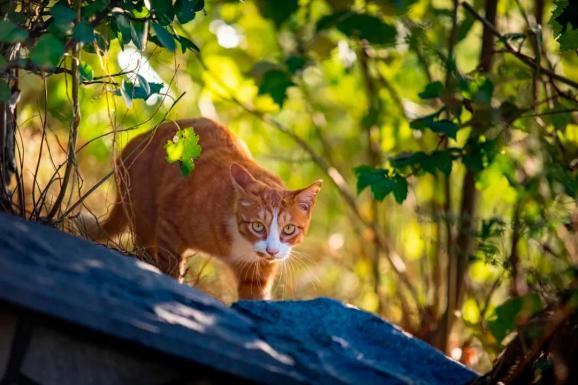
(45, 0, 82, 221)
(462, 1, 578, 90)
(57, 91, 186, 222)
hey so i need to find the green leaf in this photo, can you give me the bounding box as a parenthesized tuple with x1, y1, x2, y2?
(150, 0, 175, 25)
(550, 0, 578, 51)
(0, 80, 10, 102)
(355, 165, 384, 192)
(51, 4, 76, 24)
(258, 69, 294, 106)
(29, 33, 65, 68)
(410, 114, 459, 139)
(175, 0, 204, 24)
(429, 120, 459, 139)
(557, 25, 578, 51)
(498, 101, 524, 123)
(418, 81, 443, 99)
(255, 0, 299, 28)
(456, 13, 475, 42)
(430, 150, 453, 175)
(79, 62, 94, 81)
(460, 76, 494, 104)
(544, 101, 573, 130)
(115, 80, 163, 103)
(130, 20, 145, 51)
(164, 127, 202, 176)
(317, 12, 397, 45)
(73, 21, 95, 44)
(392, 175, 408, 203)
(82, 0, 110, 20)
(137, 74, 150, 95)
(285, 55, 307, 74)
(373, 0, 418, 15)
(0, 20, 29, 43)
(152, 23, 176, 52)
(390, 152, 428, 170)
(113, 14, 132, 47)
(463, 137, 498, 172)
(119, 79, 132, 107)
(487, 294, 543, 344)
(176, 35, 200, 53)
(354, 166, 408, 202)
(391, 150, 453, 176)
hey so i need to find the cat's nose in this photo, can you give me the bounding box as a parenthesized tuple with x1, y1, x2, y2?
(266, 247, 279, 257)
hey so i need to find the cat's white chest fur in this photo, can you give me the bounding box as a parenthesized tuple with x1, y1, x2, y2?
(226, 217, 256, 262)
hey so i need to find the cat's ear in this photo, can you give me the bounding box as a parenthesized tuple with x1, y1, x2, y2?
(230, 163, 258, 193)
(293, 180, 322, 212)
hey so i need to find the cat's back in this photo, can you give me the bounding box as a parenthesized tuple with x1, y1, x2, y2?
(120, 118, 248, 165)
(172, 118, 250, 159)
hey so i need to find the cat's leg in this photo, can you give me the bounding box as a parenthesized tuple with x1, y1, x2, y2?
(154, 219, 187, 279)
(231, 260, 279, 300)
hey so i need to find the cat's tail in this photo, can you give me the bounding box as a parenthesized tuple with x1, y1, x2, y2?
(74, 198, 129, 242)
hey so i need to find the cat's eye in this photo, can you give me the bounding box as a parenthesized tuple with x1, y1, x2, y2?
(283, 224, 296, 235)
(251, 222, 265, 233)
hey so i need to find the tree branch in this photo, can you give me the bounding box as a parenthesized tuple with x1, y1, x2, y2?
(462, 1, 578, 90)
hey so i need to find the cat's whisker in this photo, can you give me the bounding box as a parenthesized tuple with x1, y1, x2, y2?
(288, 250, 322, 291)
(277, 260, 286, 300)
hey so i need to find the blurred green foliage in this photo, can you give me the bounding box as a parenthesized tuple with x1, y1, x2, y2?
(3, 0, 578, 372)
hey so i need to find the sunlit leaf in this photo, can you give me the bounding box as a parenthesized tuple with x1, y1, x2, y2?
(79, 62, 94, 81)
(550, 0, 578, 51)
(164, 127, 202, 176)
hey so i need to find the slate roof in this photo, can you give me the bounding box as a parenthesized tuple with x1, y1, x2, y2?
(0, 213, 477, 385)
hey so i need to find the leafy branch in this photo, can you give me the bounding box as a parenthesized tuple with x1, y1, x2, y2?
(461, 1, 578, 90)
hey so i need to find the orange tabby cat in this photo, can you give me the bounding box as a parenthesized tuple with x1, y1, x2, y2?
(82, 117, 322, 300)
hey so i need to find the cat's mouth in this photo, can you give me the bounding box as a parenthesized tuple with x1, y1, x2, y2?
(256, 251, 278, 262)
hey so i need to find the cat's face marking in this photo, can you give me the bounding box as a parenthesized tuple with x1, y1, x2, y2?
(230, 163, 321, 262)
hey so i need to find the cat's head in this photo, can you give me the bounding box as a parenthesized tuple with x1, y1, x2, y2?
(230, 163, 322, 261)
